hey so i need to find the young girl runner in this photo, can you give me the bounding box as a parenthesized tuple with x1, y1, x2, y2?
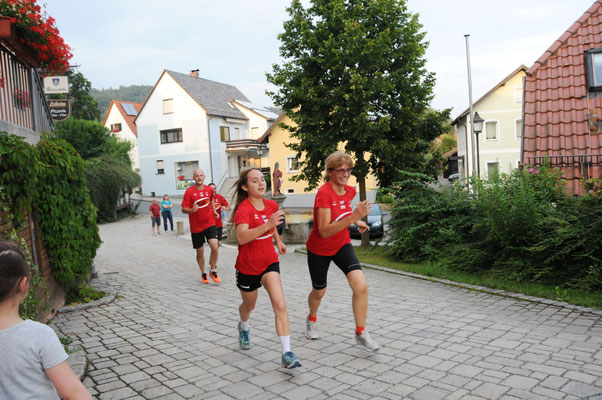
(304, 151, 380, 351)
(0, 240, 92, 399)
(232, 168, 302, 369)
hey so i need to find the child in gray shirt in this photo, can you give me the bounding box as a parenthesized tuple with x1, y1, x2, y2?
(0, 240, 92, 400)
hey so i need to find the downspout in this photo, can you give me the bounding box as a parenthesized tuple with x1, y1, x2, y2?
(520, 75, 526, 164)
(207, 115, 214, 182)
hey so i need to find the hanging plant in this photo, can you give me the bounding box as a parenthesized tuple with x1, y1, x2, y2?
(0, 0, 72, 73)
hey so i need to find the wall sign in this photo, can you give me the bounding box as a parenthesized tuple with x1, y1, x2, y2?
(43, 76, 69, 94)
(48, 99, 70, 121)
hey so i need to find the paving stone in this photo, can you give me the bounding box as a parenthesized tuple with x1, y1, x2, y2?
(50, 216, 602, 399)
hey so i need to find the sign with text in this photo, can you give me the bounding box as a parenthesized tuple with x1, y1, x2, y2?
(43, 76, 69, 94)
(48, 99, 70, 121)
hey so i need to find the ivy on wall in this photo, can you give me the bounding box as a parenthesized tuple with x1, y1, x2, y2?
(0, 133, 101, 292)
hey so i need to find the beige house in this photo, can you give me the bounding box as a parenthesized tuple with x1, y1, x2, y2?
(259, 112, 379, 207)
(453, 65, 526, 179)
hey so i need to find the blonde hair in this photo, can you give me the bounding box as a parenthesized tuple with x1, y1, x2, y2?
(323, 151, 354, 182)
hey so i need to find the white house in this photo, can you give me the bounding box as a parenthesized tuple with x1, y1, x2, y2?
(135, 69, 274, 196)
(103, 100, 142, 170)
(453, 65, 526, 180)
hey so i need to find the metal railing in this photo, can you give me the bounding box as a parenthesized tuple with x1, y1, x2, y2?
(225, 139, 267, 152)
(0, 44, 54, 132)
(526, 154, 602, 167)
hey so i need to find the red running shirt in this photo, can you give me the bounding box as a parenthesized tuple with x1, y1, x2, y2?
(182, 184, 215, 233)
(234, 198, 279, 275)
(306, 183, 356, 256)
(213, 193, 230, 228)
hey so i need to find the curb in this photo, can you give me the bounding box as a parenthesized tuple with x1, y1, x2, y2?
(58, 293, 117, 314)
(295, 248, 602, 316)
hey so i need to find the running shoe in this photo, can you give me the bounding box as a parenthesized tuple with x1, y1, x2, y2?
(305, 316, 319, 340)
(210, 270, 221, 283)
(238, 322, 251, 350)
(355, 329, 380, 351)
(281, 351, 302, 369)
(201, 273, 209, 284)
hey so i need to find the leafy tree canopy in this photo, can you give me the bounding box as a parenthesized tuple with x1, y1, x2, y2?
(90, 85, 152, 120)
(267, 0, 450, 191)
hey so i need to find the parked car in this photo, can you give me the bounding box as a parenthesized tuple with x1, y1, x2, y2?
(448, 172, 460, 182)
(348, 203, 384, 239)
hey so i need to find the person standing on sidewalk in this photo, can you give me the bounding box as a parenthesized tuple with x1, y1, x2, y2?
(181, 169, 221, 284)
(149, 198, 162, 236)
(232, 168, 302, 369)
(208, 183, 231, 241)
(304, 151, 380, 351)
(161, 194, 174, 232)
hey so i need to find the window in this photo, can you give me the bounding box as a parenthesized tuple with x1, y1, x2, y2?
(160, 128, 183, 144)
(287, 188, 295, 194)
(156, 160, 165, 174)
(286, 156, 301, 173)
(251, 127, 259, 137)
(110, 123, 122, 132)
(175, 161, 199, 190)
(514, 86, 523, 104)
(515, 119, 522, 140)
(220, 126, 230, 142)
(234, 127, 240, 140)
(585, 48, 602, 92)
(163, 99, 174, 114)
(485, 121, 498, 141)
(487, 162, 499, 178)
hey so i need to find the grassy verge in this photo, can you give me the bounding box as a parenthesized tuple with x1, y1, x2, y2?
(65, 283, 107, 306)
(354, 246, 602, 310)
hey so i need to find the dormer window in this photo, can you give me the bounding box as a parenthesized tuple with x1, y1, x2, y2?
(584, 48, 602, 92)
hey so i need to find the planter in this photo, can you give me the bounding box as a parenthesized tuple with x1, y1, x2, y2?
(0, 16, 12, 39)
(0, 16, 40, 68)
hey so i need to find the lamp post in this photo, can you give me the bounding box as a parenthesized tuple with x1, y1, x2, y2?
(473, 112, 484, 177)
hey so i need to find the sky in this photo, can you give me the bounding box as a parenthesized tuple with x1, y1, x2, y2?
(45, 0, 598, 118)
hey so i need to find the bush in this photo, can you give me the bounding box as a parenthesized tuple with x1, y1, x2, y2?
(388, 166, 602, 291)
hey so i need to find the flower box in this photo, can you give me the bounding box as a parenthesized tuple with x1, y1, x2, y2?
(0, 16, 12, 38)
(0, 16, 40, 68)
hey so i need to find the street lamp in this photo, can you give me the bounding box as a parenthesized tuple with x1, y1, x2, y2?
(473, 112, 484, 177)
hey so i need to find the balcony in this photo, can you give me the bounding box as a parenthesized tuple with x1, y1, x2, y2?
(225, 139, 268, 155)
(0, 43, 54, 133)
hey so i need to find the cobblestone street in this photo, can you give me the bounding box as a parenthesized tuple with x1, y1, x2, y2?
(52, 215, 602, 399)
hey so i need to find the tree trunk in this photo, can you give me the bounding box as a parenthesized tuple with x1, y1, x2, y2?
(358, 176, 370, 247)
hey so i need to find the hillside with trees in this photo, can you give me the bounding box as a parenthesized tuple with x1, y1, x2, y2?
(91, 85, 153, 119)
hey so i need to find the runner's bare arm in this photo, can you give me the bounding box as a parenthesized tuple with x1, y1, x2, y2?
(317, 200, 371, 238)
(236, 210, 284, 245)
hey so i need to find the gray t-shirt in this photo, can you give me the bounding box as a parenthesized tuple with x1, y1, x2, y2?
(0, 320, 68, 400)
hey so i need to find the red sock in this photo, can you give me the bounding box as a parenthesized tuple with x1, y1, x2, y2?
(308, 314, 317, 322)
(356, 326, 365, 335)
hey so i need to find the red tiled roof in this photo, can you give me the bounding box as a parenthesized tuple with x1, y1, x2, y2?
(523, 0, 602, 194)
(102, 100, 143, 137)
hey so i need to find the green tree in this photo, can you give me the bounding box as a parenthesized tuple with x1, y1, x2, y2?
(267, 0, 450, 244)
(68, 70, 101, 121)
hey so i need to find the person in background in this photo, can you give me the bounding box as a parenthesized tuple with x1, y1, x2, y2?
(304, 151, 380, 351)
(0, 240, 93, 400)
(231, 168, 302, 369)
(161, 194, 174, 232)
(181, 169, 221, 284)
(208, 183, 231, 242)
(149, 197, 162, 236)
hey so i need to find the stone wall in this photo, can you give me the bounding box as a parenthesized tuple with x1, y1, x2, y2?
(0, 205, 65, 322)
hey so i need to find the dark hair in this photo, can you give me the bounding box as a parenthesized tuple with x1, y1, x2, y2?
(0, 240, 31, 302)
(230, 168, 262, 219)
(208, 182, 216, 187)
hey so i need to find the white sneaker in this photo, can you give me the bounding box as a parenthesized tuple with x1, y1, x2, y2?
(355, 329, 380, 351)
(305, 316, 319, 340)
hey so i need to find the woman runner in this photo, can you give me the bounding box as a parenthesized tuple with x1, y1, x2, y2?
(304, 151, 380, 351)
(232, 168, 302, 368)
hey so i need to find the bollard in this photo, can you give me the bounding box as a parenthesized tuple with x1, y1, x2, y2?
(177, 221, 183, 235)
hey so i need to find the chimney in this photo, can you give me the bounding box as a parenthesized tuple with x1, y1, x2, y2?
(190, 69, 199, 77)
